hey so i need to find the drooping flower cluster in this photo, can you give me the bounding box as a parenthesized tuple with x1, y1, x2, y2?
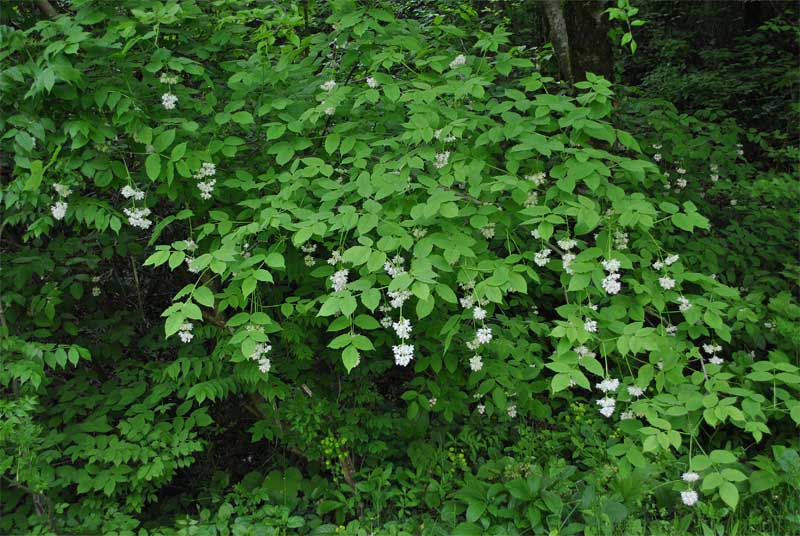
(596, 397, 616, 418)
(596, 378, 620, 393)
(601, 257, 622, 295)
(384, 255, 406, 279)
(703, 343, 724, 365)
(194, 162, 217, 200)
(178, 322, 194, 343)
(677, 296, 692, 312)
(481, 223, 496, 239)
(584, 318, 598, 333)
(449, 54, 466, 69)
(161, 93, 178, 109)
(121, 185, 145, 201)
(659, 276, 676, 290)
(123, 207, 152, 229)
(434, 129, 456, 143)
(320, 79, 337, 92)
(388, 290, 412, 309)
(469, 354, 483, 371)
(613, 230, 629, 250)
(534, 248, 552, 267)
(434, 151, 450, 169)
(627, 385, 645, 398)
(330, 269, 349, 292)
(652, 254, 679, 270)
(51, 201, 68, 221)
(159, 72, 179, 85)
(392, 317, 412, 340)
(250, 342, 272, 373)
(53, 183, 72, 197)
(525, 172, 547, 186)
(366, 76, 379, 88)
(393, 344, 414, 367)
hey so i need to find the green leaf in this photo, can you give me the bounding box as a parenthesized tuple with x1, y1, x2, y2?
(325, 133, 340, 155)
(153, 129, 176, 153)
(193, 286, 214, 307)
(719, 481, 739, 509)
(145, 153, 161, 181)
(232, 111, 254, 124)
(342, 345, 360, 372)
(24, 160, 44, 190)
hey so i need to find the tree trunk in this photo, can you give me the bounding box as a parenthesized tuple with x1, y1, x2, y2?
(541, 0, 614, 84)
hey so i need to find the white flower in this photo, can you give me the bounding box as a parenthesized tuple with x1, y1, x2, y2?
(327, 250, 342, 265)
(682, 472, 700, 483)
(469, 355, 483, 371)
(681, 490, 699, 506)
(477, 404, 486, 415)
(596, 378, 620, 393)
(730, 199, 737, 206)
(366, 76, 379, 88)
(392, 318, 412, 339)
(324, 106, 336, 116)
(91, 286, 101, 297)
(161, 93, 178, 110)
(507, 404, 517, 418)
(449, 54, 467, 69)
(393, 344, 414, 366)
(320, 79, 337, 92)
(388, 290, 412, 309)
(708, 356, 724, 365)
(159, 72, 179, 85)
(652, 260, 664, 270)
(475, 327, 493, 345)
(473, 306, 487, 320)
(179, 330, 194, 343)
(380, 316, 393, 328)
(652, 143, 663, 149)
(185, 256, 200, 273)
(601, 258, 621, 273)
(51, 201, 68, 220)
(557, 238, 577, 251)
(330, 269, 349, 292)
(258, 358, 271, 373)
(525, 172, 547, 186)
(584, 319, 598, 333)
(304, 255, 315, 267)
(123, 207, 152, 229)
(184, 239, 197, 253)
(53, 183, 72, 197)
(434, 151, 450, 169)
(384, 258, 406, 278)
(460, 295, 475, 309)
(562, 253, 576, 275)
(676, 167, 687, 175)
(602, 273, 622, 295)
(121, 185, 145, 200)
(525, 191, 539, 208)
(659, 276, 676, 290)
(664, 254, 679, 266)
(429, 397, 437, 407)
(481, 224, 496, 239)
(620, 411, 634, 420)
(627, 386, 645, 398)
(534, 248, 552, 266)
(676, 178, 687, 189)
(710, 174, 719, 182)
(198, 180, 216, 199)
(596, 397, 616, 418)
(614, 230, 629, 250)
(531, 229, 540, 239)
(654, 153, 662, 162)
(677, 296, 692, 312)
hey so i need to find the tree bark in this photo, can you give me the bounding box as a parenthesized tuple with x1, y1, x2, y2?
(541, 0, 614, 84)
(34, 0, 59, 18)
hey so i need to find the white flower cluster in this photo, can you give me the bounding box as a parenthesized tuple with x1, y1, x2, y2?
(434, 151, 450, 169)
(525, 191, 539, 208)
(601, 257, 622, 295)
(194, 162, 217, 200)
(534, 248, 552, 267)
(324, 106, 336, 116)
(384, 255, 406, 278)
(51, 182, 73, 221)
(123, 207, 152, 229)
(584, 318, 598, 333)
(388, 290, 412, 309)
(434, 129, 456, 143)
(366, 76, 379, 88)
(525, 172, 547, 186)
(562, 253, 576, 275)
(596, 378, 620, 393)
(250, 342, 272, 373)
(481, 223, 496, 239)
(392, 317, 412, 339)
(654, 153, 662, 162)
(574, 345, 596, 360)
(557, 238, 577, 251)
(393, 344, 414, 367)
(507, 404, 517, 418)
(652, 254, 679, 270)
(449, 54, 466, 69)
(677, 296, 692, 312)
(159, 72, 179, 85)
(627, 385, 645, 398)
(327, 249, 342, 265)
(469, 354, 483, 371)
(121, 185, 145, 201)
(680, 470, 701, 505)
(596, 397, 616, 418)
(320, 79, 337, 92)
(703, 343, 724, 365)
(613, 230, 629, 250)
(161, 93, 178, 110)
(330, 269, 349, 292)
(179, 322, 194, 343)
(53, 183, 72, 197)
(51, 201, 68, 221)
(659, 276, 676, 290)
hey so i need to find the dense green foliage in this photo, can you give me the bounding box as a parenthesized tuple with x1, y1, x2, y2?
(1, 1, 798, 535)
